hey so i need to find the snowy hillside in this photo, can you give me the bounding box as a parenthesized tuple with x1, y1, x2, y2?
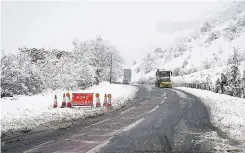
(132, 2, 245, 85)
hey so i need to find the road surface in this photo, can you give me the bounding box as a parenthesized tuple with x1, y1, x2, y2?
(1, 85, 216, 153)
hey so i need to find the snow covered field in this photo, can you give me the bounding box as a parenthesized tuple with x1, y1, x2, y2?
(177, 87, 245, 151)
(1, 82, 138, 136)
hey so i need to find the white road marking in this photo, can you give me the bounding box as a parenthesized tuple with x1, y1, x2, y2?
(86, 118, 145, 153)
(71, 132, 89, 138)
(160, 100, 165, 104)
(121, 117, 136, 119)
(92, 128, 111, 131)
(121, 109, 150, 120)
(85, 118, 110, 128)
(65, 139, 99, 143)
(102, 131, 118, 136)
(161, 93, 166, 97)
(121, 112, 145, 120)
(122, 118, 144, 132)
(110, 122, 120, 124)
(120, 106, 135, 115)
(147, 105, 159, 114)
(140, 100, 148, 105)
(86, 139, 111, 153)
(89, 130, 118, 137)
(24, 140, 54, 153)
(83, 140, 101, 144)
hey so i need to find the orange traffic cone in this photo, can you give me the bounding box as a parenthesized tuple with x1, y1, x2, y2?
(103, 94, 107, 107)
(66, 92, 71, 108)
(53, 95, 58, 108)
(95, 93, 101, 107)
(61, 93, 66, 108)
(106, 94, 112, 108)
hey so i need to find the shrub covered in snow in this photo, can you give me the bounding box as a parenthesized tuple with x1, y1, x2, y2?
(205, 31, 221, 44)
(1, 37, 124, 96)
(172, 67, 181, 76)
(200, 21, 212, 33)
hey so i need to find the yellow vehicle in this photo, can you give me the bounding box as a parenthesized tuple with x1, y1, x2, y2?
(155, 69, 173, 88)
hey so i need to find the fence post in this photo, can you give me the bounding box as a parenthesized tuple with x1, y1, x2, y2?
(241, 87, 244, 98)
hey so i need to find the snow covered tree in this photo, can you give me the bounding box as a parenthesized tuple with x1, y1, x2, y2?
(133, 60, 137, 65)
(72, 36, 123, 83)
(182, 60, 188, 68)
(1, 36, 123, 96)
(135, 67, 140, 73)
(172, 67, 181, 76)
(202, 59, 211, 70)
(142, 54, 155, 74)
(227, 47, 241, 67)
(205, 31, 221, 44)
(1, 51, 44, 95)
(200, 21, 212, 33)
(236, 13, 245, 27)
(189, 66, 198, 73)
(226, 65, 241, 87)
(226, 47, 242, 95)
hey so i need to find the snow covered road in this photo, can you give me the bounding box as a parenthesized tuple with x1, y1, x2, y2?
(177, 87, 245, 152)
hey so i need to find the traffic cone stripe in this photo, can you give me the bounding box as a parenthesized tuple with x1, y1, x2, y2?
(103, 94, 107, 107)
(53, 95, 58, 108)
(95, 93, 101, 107)
(61, 93, 66, 108)
(66, 92, 71, 108)
(106, 94, 112, 108)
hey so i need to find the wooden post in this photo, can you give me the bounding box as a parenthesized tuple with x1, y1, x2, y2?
(241, 86, 244, 98)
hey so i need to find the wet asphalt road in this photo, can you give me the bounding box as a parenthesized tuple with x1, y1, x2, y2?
(1, 85, 215, 153)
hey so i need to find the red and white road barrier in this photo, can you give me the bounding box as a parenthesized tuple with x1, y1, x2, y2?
(53, 95, 58, 108)
(106, 94, 112, 108)
(61, 93, 66, 108)
(66, 92, 71, 108)
(53, 92, 112, 109)
(103, 94, 107, 107)
(95, 93, 101, 108)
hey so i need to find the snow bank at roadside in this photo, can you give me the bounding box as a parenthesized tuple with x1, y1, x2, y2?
(176, 87, 245, 150)
(1, 82, 138, 136)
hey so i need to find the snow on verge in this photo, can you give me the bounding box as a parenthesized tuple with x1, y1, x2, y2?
(177, 87, 245, 151)
(1, 82, 138, 136)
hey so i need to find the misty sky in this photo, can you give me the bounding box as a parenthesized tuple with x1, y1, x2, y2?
(1, 1, 227, 66)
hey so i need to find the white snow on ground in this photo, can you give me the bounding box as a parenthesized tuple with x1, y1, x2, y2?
(176, 87, 245, 151)
(1, 82, 138, 135)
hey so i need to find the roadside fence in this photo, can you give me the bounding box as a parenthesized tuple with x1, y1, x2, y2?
(174, 82, 244, 99)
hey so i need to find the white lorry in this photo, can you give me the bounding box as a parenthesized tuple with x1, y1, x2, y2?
(123, 69, 132, 84)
